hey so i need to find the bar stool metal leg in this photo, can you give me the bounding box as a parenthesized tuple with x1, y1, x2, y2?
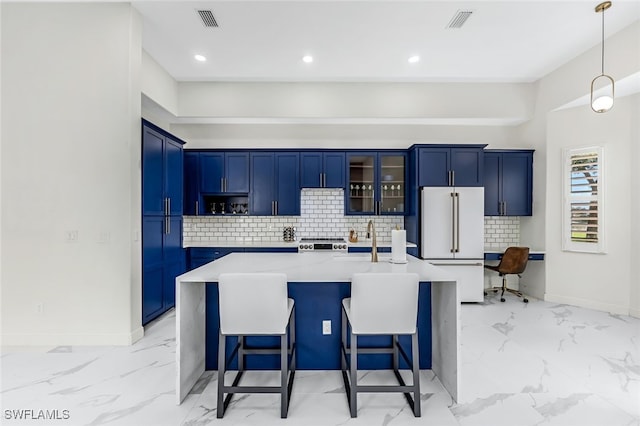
(216, 333, 226, 418)
(349, 332, 357, 418)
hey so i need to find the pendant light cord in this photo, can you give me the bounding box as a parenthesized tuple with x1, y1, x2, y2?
(601, 7, 605, 76)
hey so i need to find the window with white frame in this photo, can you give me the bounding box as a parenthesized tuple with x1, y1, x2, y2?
(562, 146, 605, 253)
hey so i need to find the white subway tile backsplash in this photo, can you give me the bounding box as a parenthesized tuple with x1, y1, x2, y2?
(184, 188, 404, 243)
(484, 216, 520, 249)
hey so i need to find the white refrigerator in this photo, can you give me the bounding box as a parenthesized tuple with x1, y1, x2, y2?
(421, 187, 485, 302)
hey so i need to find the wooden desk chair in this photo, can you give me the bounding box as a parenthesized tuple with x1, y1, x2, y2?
(484, 246, 530, 303)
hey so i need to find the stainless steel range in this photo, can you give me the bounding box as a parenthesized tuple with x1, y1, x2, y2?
(298, 237, 348, 252)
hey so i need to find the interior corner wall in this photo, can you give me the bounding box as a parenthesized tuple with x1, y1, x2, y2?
(629, 94, 640, 318)
(1, 3, 142, 345)
(545, 94, 636, 315)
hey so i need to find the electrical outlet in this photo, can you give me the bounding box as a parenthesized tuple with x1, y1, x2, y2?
(322, 320, 331, 335)
(98, 231, 110, 243)
(65, 230, 78, 242)
(36, 303, 44, 315)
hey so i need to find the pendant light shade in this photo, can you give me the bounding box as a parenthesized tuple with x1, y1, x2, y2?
(591, 1, 615, 113)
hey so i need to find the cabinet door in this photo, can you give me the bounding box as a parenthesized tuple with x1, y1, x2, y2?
(300, 152, 323, 188)
(165, 138, 183, 215)
(250, 153, 275, 215)
(142, 216, 165, 324)
(142, 127, 165, 215)
(225, 153, 250, 193)
(324, 152, 346, 188)
(502, 153, 532, 216)
(347, 153, 376, 214)
(183, 152, 199, 215)
(451, 148, 483, 187)
(200, 153, 224, 193)
(483, 153, 501, 216)
(275, 152, 300, 215)
(163, 216, 184, 310)
(418, 148, 450, 186)
(379, 153, 405, 215)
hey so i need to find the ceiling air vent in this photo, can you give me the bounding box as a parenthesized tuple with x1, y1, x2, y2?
(446, 10, 473, 29)
(197, 10, 219, 28)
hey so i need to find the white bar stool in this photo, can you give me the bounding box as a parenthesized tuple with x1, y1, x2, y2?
(341, 272, 421, 417)
(216, 273, 296, 418)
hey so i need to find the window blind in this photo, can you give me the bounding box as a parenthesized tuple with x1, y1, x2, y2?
(570, 151, 599, 243)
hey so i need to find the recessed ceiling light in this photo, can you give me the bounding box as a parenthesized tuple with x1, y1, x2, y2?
(302, 55, 313, 64)
(194, 54, 207, 62)
(408, 56, 420, 64)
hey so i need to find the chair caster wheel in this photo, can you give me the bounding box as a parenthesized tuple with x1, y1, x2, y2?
(500, 298, 505, 302)
(523, 298, 529, 303)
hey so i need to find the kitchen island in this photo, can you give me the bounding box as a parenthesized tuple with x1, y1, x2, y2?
(175, 252, 460, 405)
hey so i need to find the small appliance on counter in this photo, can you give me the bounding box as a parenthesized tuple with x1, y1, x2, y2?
(283, 226, 296, 242)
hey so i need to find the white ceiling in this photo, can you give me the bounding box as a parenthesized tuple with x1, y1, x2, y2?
(133, 0, 640, 83)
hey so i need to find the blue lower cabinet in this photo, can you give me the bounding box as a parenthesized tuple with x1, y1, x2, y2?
(205, 281, 432, 370)
(348, 246, 391, 253)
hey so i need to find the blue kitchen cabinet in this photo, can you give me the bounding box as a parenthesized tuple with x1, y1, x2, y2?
(183, 151, 199, 215)
(200, 152, 249, 194)
(188, 247, 237, 269)
(142, 120, 185, 325)
(418, 146, 484, 187)
(300, 151, 345, 188)
(346, 152, 406, 215)
(483, 150, 533, 216)
(250, 152, 300, 215)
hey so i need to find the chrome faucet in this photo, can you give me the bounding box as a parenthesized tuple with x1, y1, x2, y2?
(366, 219, 378, 263)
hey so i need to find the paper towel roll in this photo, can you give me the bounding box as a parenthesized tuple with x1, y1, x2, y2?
(391, 229, 407, 263)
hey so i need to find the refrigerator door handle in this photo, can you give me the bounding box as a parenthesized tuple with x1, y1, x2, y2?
(455, 192, 460, 253)
(450, 192, 456, 253)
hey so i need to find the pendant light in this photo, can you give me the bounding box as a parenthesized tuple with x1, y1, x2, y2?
(591, 1, 615, 113)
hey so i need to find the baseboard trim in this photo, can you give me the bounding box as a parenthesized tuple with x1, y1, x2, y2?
(1, 329, 145, 346)
(629, 308, 640, 319)
(544, 293, 629, 316)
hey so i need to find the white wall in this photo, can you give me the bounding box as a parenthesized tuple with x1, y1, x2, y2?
(544, 94, 637, 315)
(1, 3, 143, 345)
(141, 50, 178, 117)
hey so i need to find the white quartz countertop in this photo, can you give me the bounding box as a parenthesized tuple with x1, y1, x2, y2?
(177, 252, 456, 283)
(184, 240, 417, 248)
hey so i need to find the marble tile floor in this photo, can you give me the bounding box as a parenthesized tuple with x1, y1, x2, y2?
(1, 292, 638, 426)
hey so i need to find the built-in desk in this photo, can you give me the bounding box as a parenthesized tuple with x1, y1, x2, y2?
(175, 252, 461, 405)
(484, 250, 545, 261)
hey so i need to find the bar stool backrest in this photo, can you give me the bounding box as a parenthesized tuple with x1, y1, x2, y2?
(350, 272, 420, 335)
(218, 273, 289, 335)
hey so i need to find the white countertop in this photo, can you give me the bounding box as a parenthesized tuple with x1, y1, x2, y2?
(184, 240, 417, 249)
(177, 251, 455, 283)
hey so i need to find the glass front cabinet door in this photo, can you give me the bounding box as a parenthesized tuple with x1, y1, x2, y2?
(346, 152, 405, 215)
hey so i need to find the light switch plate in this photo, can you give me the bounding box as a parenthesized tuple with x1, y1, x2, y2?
(322, 320, 331, 335)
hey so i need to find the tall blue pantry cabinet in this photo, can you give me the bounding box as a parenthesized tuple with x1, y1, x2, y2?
(142, 120, 185, 325)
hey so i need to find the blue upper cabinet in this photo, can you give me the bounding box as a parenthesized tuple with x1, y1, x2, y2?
(142, 126, 165, 216)
(346, 152, 406, 215)
(183, 151, 199, 215)
(300, 151, 345, 188)
(142, 122, 185, 216)
(200, 152, 249, 194)
(484, 150, 534, 216)
(418, 146, 484, 187)
(165, 138, 183, 215)
(250, 152, 300, 215)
